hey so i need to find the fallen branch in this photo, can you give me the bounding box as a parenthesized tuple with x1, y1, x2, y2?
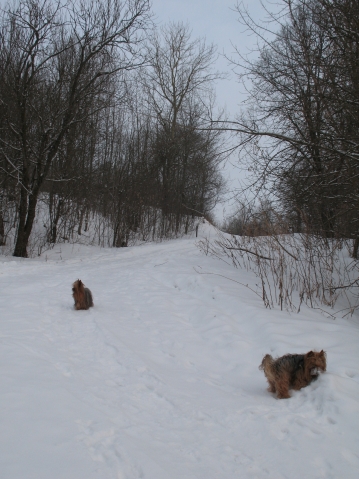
(222, 246, 273, 261)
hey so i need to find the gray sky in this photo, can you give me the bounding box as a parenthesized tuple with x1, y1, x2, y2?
(151, 0, 268, 116)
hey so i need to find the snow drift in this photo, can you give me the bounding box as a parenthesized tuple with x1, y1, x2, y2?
(1, 222, 359, 478)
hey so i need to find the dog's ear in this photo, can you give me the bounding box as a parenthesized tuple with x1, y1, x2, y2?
(307, 351, 314, 357)
(319, 350, 326, 357)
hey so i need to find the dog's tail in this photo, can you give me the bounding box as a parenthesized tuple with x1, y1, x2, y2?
(259, 354, 274, 372)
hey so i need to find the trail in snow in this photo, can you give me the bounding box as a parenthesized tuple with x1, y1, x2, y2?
(1, 224, 359, 478)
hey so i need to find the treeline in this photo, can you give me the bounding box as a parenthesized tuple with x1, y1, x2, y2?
(226, 0, 359, 254)
(0, 0, 224, 257)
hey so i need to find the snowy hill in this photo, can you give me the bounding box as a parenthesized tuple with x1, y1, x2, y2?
(1, 223, 359, 478)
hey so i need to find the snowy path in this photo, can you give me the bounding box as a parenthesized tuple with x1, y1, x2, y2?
(1, 226, 359, 478)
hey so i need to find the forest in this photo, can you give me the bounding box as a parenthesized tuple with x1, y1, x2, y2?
(1, 0, 359, 267)
(0, 0, 225, 257)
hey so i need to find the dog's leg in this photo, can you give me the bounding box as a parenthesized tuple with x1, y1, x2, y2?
(276, 373, 291, 399)
(267, 380, 276, 393)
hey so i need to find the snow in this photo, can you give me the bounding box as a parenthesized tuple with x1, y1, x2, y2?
(1, 222, 359, 478)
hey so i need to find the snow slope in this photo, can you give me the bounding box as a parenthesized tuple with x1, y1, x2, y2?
(1, 223, 359, 478)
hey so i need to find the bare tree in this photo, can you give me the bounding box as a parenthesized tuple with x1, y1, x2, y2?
(144, 22, 220, 133)
(198, 0, 359, 315)
(143, 22, 225, 234)
(0, 0, 150, 257)
(216, 0, 359, 243)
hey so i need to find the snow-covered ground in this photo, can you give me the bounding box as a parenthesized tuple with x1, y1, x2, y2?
(1, 223, 359, 478)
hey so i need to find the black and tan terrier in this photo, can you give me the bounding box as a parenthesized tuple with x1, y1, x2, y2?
(72, 279, 94, 310)
(259, 350, 326, 399)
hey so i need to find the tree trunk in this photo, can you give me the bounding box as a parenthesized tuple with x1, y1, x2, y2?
(49, 198, 63, 244)
(353, 236, 359, 259)
(13, 187, 30, 258)
(0, 211, 5, 246)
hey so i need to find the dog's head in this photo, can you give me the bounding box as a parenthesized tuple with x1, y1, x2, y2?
(72, 279, 84, 294)
(306, 350, 327, 372)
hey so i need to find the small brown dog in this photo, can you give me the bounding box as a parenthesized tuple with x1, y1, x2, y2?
(259, 350, 326, 399)
(72, 279, 94, 310)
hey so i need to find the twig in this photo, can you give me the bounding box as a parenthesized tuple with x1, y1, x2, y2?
(154, 261, 168, 267)
(223, 246, 273, 261)
(325, 278, 359, 291)
(272, 235, 299, 261)
(181, 203, 204, 217)
(193, 266, 263, 300)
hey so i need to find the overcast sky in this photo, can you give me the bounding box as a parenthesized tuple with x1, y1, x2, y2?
(150, 0, 270, 114)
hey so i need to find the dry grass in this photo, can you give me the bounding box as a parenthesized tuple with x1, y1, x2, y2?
(198, 227, 359, 316)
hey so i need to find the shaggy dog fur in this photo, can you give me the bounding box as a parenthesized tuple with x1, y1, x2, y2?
(259, 350, 327, 399)
(72, 279, 94, 310)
